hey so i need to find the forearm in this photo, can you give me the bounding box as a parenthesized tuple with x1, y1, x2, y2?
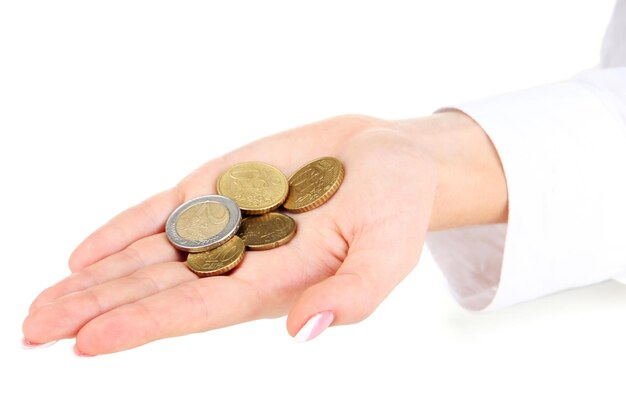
(394, 110, 508, 231)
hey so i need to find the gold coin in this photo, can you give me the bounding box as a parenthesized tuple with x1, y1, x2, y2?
(175, 201, 229, 241)
(238, 212, 297, 251)
(217, 161, 289, 215)
(187, 236, 245, 277)
(283, 157, 344, 213)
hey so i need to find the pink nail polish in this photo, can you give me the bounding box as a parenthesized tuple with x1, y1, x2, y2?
(21, 338, 57, 349)
(73, 344, 95, 357)
(294, 311, 334, 343)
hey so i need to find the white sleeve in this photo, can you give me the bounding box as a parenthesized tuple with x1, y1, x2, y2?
(426, 67, 626, 311)
(427, 0, 626, 311)
(426, 0, 626, 310)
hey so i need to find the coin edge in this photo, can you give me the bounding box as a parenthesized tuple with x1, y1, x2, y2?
(283, 157, 345, 213)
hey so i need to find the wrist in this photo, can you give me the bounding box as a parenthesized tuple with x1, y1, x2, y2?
(394, 110, 508, 230)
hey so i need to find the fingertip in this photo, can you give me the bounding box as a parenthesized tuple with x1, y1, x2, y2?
(68, 230, 116, 273)
(21, 337, 58, 349)
(68, 256, 81, 274)
(75, 315, 117, 356)
(286, 274, 377, 337)
(22, 309, 41, 344)
(68, 242, 92, 273)
(76, 304, 156, 356)
(292, 311, 335, 343)
(24, 298, 90, 347)
(72, 343, 95, 357)
(286, 282, 330, 336)
(22, 308, 60, 347)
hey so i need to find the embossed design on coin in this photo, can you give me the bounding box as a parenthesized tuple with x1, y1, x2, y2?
(238, 212, 297, 251)
(283, 157, 344, 213)
(175, 202, 229, 241)
(187, 236, 245, 277)
(166, 195, 241, 253)
(217, 161, 289, 215)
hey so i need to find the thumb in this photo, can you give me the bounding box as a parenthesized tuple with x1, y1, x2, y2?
(286, 217, 426, 342)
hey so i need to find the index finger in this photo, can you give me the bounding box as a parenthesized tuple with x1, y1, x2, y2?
(68, 187, 185, 272)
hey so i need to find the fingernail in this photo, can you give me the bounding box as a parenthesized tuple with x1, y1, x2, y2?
(294, 311, 334, 343)
(73, 344, 95, 358)
(21, 338, 57, 349)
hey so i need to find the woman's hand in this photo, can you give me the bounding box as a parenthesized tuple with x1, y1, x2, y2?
(22, 111, 507, 355)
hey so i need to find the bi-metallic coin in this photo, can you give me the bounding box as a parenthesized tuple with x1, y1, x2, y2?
(166, 195, 241, 252)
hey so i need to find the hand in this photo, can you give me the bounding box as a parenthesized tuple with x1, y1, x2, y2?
(23, 112, 507, 355)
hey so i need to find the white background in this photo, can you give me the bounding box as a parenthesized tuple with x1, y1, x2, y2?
(1, 1, 624, 412)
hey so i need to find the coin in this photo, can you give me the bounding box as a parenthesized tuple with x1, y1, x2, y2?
(283, 157, 344, 213)
(217, 161, 289, 215)
(186, 236, 246, 277)
(176, 202, 229, 241)
(238, 212, 297, 251)
(166, 195, 241, 252)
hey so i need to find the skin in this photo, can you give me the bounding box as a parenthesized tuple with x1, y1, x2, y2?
(23, 110, 508, 355)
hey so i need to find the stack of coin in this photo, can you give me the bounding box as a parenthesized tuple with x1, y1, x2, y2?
(166, 157, 344, 277)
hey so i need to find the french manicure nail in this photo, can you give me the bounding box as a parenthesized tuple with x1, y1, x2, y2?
(21, 338, 57, 349)
(294, 311, 334, 343)
(73, 344, 95, 358)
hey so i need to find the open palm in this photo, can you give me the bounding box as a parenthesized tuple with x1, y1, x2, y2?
(23, 115, 438, 355)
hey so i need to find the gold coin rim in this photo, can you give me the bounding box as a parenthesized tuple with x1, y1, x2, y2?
(238, 212, 297, 251)
(186, 236, 246, 277)
(283, 157, 344, 213)
(216, 161, 289, 215)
